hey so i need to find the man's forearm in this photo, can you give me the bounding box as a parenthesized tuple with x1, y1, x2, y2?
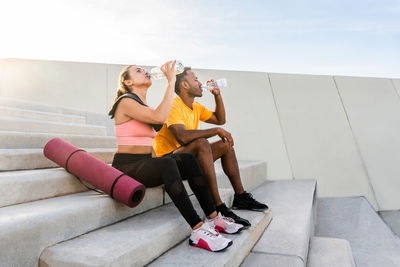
(179, 128, 220, 145)
(214, 94, 226, 124)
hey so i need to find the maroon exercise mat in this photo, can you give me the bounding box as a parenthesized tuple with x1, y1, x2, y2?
(43, 137, 145, 208)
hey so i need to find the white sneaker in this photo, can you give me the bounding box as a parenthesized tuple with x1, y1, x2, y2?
(189, 222, 233, 252)
(207, 212, 244, 234)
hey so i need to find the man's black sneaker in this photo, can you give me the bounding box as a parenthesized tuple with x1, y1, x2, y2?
(232, 191, 269, 212)
(216, 203, 251, 228)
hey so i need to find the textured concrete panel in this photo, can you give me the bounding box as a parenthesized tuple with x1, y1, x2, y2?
(335, 76, 400, 210)
(0, 59, 108, 113)
(269, 73, 377, 208)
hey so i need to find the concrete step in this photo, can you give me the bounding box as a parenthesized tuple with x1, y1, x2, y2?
(0, 160, 263, 209)
(0, 148, 115, 171)
(0, 116, 107, 136)
(0, 106, 86, 124)
(0, 131, 117, 148)
(165, 160, 267, 204)
(148, 184, 273, 267)
(0, 96, 88, 117)
(306, 236, 356, 267)
(0, 188, 164, 267)
(215, 160, 267, 192)
(315, 197, 400, 267)
(39, 189, 235, 267)
(242, 180, 317, 267)
(0, 168, 87, 208)
(0, 96, 115, 136)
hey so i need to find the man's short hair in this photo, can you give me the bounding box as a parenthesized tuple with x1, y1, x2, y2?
(175, 67, 192, 95)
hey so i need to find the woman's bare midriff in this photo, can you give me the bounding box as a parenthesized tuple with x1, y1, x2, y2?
(116, 145, 154, 156)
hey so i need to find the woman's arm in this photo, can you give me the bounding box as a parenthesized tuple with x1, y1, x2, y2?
(120, 61, 177, 124)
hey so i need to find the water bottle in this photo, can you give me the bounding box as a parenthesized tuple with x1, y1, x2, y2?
(201, 78, 228, 91)
(148, 61, 185, 80)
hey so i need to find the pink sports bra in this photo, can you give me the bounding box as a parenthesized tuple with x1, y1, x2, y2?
(115, 119, 157, 146)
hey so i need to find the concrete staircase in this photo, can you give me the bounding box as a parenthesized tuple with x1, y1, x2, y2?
(0, 96, 358, 267)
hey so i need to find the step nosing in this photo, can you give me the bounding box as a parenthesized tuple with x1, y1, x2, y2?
(250, 250, 305, 263)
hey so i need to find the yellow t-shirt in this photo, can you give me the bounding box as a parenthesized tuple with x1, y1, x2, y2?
(153, 96, 213, 157)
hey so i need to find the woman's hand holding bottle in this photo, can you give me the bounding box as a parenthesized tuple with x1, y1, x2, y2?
(160, 60, 177, 84)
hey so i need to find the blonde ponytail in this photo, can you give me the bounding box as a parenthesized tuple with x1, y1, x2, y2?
(114, 65, 133, 103)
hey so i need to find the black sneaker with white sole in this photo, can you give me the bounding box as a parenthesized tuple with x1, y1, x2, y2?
(232, 191, 269, 211)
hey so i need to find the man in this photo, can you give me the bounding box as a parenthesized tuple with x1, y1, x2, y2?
(153, 67, 268, 227)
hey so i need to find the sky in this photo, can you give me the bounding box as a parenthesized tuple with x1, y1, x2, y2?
(0, 0, 399, 78)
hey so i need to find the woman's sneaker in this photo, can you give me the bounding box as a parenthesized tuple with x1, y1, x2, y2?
(189, 222, 233, 252)
(216, 202, 251, 228)
(207, 212, 244, 234)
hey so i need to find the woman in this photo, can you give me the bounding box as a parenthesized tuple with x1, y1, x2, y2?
(109, 61, 243, 252)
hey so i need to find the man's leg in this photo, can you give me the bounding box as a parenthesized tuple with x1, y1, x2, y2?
(210, 139, 269, 212)
(173, 138, 223, 206)
(173, 138, 251, 228)
(210, 140, 244, 195)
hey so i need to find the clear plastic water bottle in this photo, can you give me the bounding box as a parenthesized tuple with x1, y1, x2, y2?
(148, 61, 185, 80)
(201, 78, 228, 91)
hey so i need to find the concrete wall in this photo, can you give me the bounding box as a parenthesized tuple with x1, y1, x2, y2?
(1, 58, 400, 211)
(334, 77, 400, 211)
(269, 73, 378, 208)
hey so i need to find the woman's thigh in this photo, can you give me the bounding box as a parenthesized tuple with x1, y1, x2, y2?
(120, 157, 178, 187)
(164, 153, 203, 180)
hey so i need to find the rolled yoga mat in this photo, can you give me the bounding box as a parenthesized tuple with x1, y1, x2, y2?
(43, 137, 145, 208)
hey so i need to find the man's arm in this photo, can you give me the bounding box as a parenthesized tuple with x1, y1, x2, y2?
(205, 86, 226, 125)
(169, 124, 234, 146)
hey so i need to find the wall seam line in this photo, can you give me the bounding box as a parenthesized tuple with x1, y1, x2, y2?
(332, 76, 380, 210)
(266, 73, 295, 180)
(390, 79, 400, 102)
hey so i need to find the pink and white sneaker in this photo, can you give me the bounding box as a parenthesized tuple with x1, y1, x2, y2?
(207, 212, 244, 234)
(189, 222, 233, 252)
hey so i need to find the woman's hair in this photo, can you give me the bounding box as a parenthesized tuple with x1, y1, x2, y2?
(114, 65, 133, 103)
